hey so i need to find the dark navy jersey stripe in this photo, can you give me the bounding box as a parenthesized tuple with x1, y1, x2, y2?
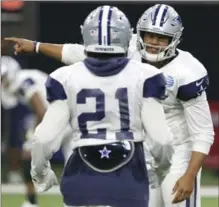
(45, 76, 67, 102)
(177, 75, 209, 101)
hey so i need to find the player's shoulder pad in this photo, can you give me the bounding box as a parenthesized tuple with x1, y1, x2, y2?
(176, 52, 209, 101)
(45, 65, 73, 103)
(138, 63, 167, 100)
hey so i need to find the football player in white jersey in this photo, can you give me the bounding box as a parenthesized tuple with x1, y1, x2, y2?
(135, 4, 214, 207)
(6, 4, 215, 207)
(1, 56, 73, 207)
(30, 5, 173, 207)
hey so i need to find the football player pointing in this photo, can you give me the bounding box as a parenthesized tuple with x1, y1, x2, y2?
(6, 4, 215, 207)
(30, 5, 173, 207)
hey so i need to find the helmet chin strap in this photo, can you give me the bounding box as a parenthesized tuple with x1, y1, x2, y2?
(143, 50, 166, 62)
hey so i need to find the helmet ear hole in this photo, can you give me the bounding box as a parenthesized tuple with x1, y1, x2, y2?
(140, 31, 145, 40)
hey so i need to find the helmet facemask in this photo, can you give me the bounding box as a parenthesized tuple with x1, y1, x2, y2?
(136, 4, 184, 63)
(137, 29, 183, 62)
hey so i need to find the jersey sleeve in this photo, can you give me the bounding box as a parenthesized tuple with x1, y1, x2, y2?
(141, 98, 173, 146)
(31, 99, 70, 175)
(61, 43, 86, 65)
(177, 61, 214, 154)
(177, 61, 209, 102)
(181, 92, 214, 154)
(45, 66, 69, 103)
(142, 72, 167, 100)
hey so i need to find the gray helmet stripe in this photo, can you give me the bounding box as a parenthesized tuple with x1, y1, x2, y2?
(98, 6, 104, 45)
(152, 4, 161, 25)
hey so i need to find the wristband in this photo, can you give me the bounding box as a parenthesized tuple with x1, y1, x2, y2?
(33, 41, 40, 53)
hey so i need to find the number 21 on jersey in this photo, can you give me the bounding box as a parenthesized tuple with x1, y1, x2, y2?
(77, 88, 133, 140)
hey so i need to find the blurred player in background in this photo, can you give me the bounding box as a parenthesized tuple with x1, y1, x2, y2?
(1, 56, 44, 207)
(30, 5, 173, 207)
(1, 56, 73, 207)
(3, 103, 35, 184)
(1, 38, 24, 184)
(6, 3, 215, 207)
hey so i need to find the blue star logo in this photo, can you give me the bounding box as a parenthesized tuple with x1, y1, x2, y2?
(99, 146, 112, 159)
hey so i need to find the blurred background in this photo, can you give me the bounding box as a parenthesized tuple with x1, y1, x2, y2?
(1, 1, 219, 207)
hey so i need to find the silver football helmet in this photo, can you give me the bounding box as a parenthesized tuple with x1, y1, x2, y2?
(137, 4, 184, 62)
(81, 5, 132, 54)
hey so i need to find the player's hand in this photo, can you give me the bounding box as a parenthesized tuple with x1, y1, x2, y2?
(172, 173, 194, 203)
(4, 37, 35, 55)
(31, 169, 58, 193)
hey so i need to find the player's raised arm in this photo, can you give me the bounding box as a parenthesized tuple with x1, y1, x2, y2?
(5, 37, 86, 65)
(4, 37, 63, 60)
(141, 72, 173, 146)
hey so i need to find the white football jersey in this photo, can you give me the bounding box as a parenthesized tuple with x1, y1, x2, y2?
(131, 47, 213, 153)
(60, 35, 214, 168)
(162, 49, 213, 150)
(61, 36, 214, 139)
(159, 49, 209, 145)
(118, 41, 214, 149)
(2, 69, 48, 109)
(45, 59, 172, 149)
